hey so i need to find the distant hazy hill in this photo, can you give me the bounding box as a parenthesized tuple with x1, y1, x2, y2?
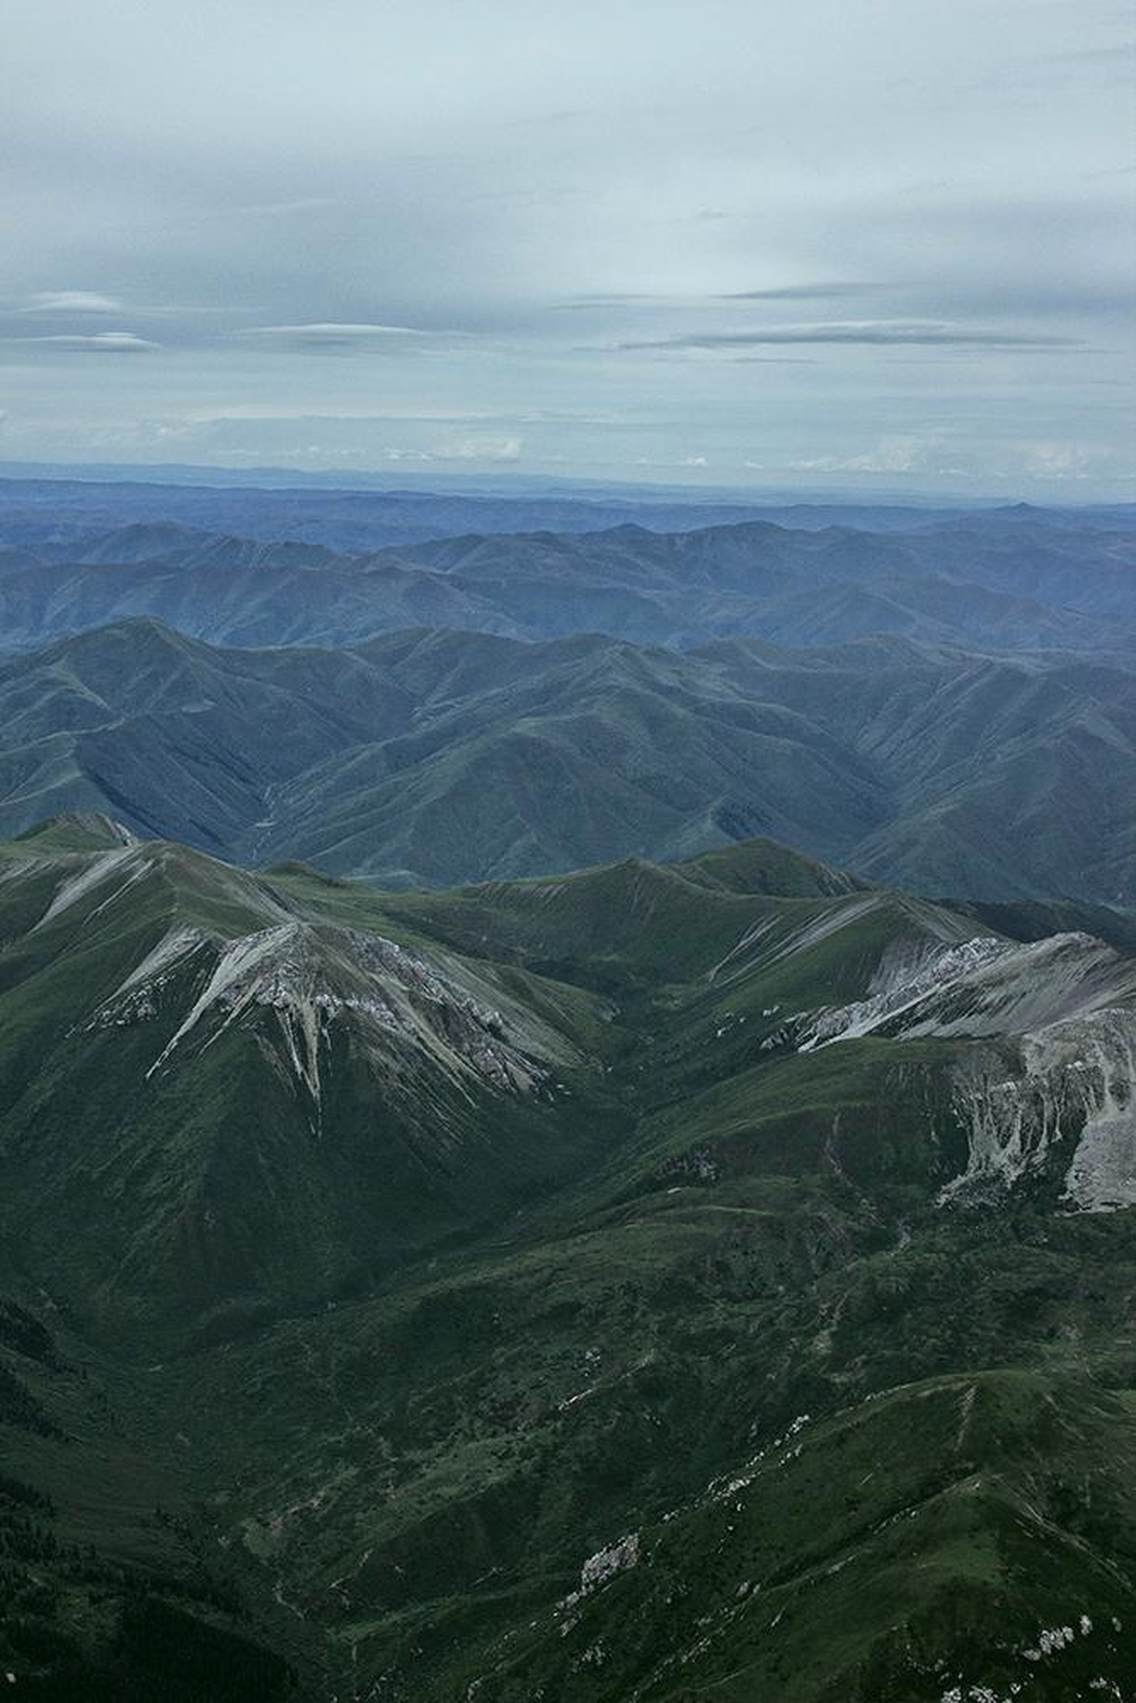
(0, 620, 1132, 903)
(0, 472, 863, 555)
(2, 819, 1135, 1698)
(1, 504, 1134, 654)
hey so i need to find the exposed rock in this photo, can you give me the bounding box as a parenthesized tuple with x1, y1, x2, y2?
(945, 1008, 1136, 1207)
(579, 1532, 640, 1594)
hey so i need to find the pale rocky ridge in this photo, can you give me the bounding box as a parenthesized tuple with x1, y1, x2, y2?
(785, 928, 1136, 1209)
(12, 830, 575, 1131)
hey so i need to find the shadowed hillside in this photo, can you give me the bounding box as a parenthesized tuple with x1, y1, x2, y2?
(0, 620, 1132, 903)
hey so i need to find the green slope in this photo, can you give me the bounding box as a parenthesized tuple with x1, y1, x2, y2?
(1, 821, 1135, 1697)
(0, 829, 621, 1348)
(1, 621, 1133, 904)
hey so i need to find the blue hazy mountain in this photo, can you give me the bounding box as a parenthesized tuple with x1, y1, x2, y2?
(0, 619, 1131, 903)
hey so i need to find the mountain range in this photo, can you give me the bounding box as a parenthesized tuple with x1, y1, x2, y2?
(1, 814, 1134, 1700)
(1, 502, 1134, 656)
(2, 476, 1135, 1701)
(5, 468, 1130, 554)
(0, 618, 1132, 904)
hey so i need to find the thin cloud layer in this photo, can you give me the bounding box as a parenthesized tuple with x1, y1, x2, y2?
(616, 321, 1081, 351)
(22, 291, 123, 314)
(718, 285, 877, 302)
(0, 0, 1131, 491)
(9, 331, 160, 353)
(247, 323, 443, 341)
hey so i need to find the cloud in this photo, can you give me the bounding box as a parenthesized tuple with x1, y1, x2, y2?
(554, 287, 879, 311)
(1026, 440, 1096, 476)
(717, 283, 876, 301)
(250, 322, 422, 337)
(22, 290, 123, 313)
(551, 295, 671, 312)
(1, 0, 1129, 493)
(246, 322, 461, 348)
(431, 436, 522, 462)
(186, 405, 504, 424)
(8, 331, 159, 352)
(791, 438, 931, 474)
(1033, 42, 1136, 68)
(616, 320, 1080, 351)
(378, 436, 523, 463)
(227, 197, 341, 218)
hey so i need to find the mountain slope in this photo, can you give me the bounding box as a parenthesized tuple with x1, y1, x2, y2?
(0, 621, 1133, 903)
(0, 822, 613, 1343)
(2, 823, 1136, 1699)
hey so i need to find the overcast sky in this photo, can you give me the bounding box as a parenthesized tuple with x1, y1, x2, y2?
(1, 0, 1132, 495)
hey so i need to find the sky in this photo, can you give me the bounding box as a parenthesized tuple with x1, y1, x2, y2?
(1, 0, 1133, 496)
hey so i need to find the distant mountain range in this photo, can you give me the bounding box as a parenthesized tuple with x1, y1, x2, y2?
(1, 503, 1134, 654)
(8, 467, 1132, 552)
(0, 618, 1132, 903)
(0, 473, 965, 556)
(2, 815, 1134, 1700)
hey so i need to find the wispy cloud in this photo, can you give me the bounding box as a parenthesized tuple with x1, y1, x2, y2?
(186, 405, 505, 424)
(229, 197, 340, 218)
(8, 331, 159, 352)
(717, 283, 877, 302)
(616, 320, 1080, 351)
(249, 322, 423, 337)
(245, 322, 465, 348)
(21, 290, 123, 314)
(377, 436, 523, 463)
(431, 435, 522, 462)
(1, 0, 1128, 492)
(790, 438, 933, 474)
(555, 286, 880, 311)
(1036, 41, 1136, 66)
(19, 291, 125, 315)
(552, 295, 671, 312)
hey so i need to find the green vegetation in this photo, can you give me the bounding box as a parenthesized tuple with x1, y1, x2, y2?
(0, 617, 1133, 902)
(0, 819, 1134, 1697)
